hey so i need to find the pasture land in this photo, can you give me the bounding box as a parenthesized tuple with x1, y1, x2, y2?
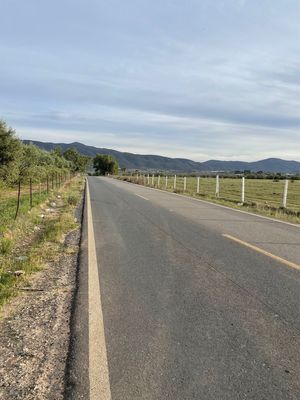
(118, 175, 300, 222)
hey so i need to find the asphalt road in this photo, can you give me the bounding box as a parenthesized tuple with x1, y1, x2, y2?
(67, 176, 300, 400)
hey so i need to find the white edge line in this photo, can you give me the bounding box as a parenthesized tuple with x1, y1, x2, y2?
(135, 193, 149, 200)
(87, 180, 112, 400)
(110, 178, 300, 229)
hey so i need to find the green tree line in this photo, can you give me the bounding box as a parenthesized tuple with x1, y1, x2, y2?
(0, 120, 90, 218)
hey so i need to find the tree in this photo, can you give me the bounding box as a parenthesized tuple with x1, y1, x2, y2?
(63, 147, 90, 172)
(93, 154, 118, 175)
(0, 120, 22, 183)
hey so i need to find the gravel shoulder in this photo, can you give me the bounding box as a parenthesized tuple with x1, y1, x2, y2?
(0, 199, 83, 400)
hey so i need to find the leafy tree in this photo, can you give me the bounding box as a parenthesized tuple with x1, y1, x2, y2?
(63, 147, 90, 172)
(93, 154, 118, 175)
(0, 120, 22, 183)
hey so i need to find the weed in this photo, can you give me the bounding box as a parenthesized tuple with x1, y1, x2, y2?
(0, 238, 14, 255)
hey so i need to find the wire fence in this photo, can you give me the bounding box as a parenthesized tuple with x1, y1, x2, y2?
(119, 174, 300, 214)
(0, 172, 75, 232)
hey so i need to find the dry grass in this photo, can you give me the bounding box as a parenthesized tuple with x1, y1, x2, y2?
(0, 175, 84, 307)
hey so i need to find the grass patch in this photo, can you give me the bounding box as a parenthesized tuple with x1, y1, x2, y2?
(0, 175, 84, 308)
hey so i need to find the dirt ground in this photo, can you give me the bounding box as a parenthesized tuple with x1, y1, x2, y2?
(0, 213, 82, 399)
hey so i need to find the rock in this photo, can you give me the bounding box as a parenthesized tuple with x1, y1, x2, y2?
(74, 217, 78, 223)
(40, 214, 45, 219)
(34, 226, 40, 231)
(57, 195, 61, 199)
(14, 270, 25, 277)
(50, 202, 56, 208)
(16, 256, 28, 262)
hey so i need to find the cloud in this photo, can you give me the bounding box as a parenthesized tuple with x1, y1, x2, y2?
(0, 0, 300, 161)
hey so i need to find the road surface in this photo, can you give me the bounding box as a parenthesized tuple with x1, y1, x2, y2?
(66, 176, 300, 400)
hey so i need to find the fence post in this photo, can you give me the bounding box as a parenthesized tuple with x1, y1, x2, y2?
(15, 180, 21, 220)
(147, 174, 150, 185)
(157, 175, 160, 187)
(197, 177, 200, 194)
(174, 175, 176, 190)
(29, 178, 33, 209)
(165, 176, 168, 189)
(183, 177, 186, 192)
(241, 177, 245, 203)
(282, 179, 289, 208)
(215, 175, 220, 197)
(152, 174, 154, 186)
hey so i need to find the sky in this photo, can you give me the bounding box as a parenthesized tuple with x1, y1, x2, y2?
(1, 0, 300, 161)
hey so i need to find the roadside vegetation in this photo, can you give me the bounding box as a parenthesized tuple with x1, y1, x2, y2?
(0, 120, 87, 308)
(93, 154, 119, 175)
(0, 174, 84, 307)
(117, 174, 300, 223)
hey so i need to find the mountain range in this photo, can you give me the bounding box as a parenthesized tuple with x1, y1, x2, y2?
(23, 140, 300, 173)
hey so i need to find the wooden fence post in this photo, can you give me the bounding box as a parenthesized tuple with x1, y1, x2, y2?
(174, 175, 176, 190)
(215, 175, 220, 197)
(241, 177, 245, 203)
(282, 179, 289, 208)
(197, 177, 200, 194)
(15, 180, 21, 220)
(29, 178, 33, 209)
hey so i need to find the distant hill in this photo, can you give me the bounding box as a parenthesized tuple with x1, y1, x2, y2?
(23, 140, 300, 173)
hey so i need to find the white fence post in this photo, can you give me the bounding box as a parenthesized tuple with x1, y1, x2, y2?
(196, 177, 200, 194)
(136, 173, 139, 183)
(282, 179, 289, 208)
(143, 174, 146, 185)
(147, 174, 150, 185)
(183, 177, 186, 192)
(174, 175, 176, 190)
(215, 175, 220, 197)
(152, 174, 154, 186)
(157, 175, 160, 187)
(165, 176, 168, 189)
(241, 177, 245, 203)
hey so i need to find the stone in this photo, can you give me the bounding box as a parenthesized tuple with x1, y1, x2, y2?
(14, 270, 25, 277)
(16, 256, 28, 262)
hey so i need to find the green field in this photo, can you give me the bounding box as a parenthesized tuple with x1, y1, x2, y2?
(118, 175, 300, 221)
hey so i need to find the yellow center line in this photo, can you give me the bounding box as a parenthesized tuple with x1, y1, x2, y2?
(222, 233, 300, 271)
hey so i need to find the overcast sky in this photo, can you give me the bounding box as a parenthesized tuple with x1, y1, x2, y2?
(1, 0, 300, 161)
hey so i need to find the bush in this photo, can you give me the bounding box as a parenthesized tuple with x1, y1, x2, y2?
(0, 238, 14, 255)
(67, 194, 78, 206)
